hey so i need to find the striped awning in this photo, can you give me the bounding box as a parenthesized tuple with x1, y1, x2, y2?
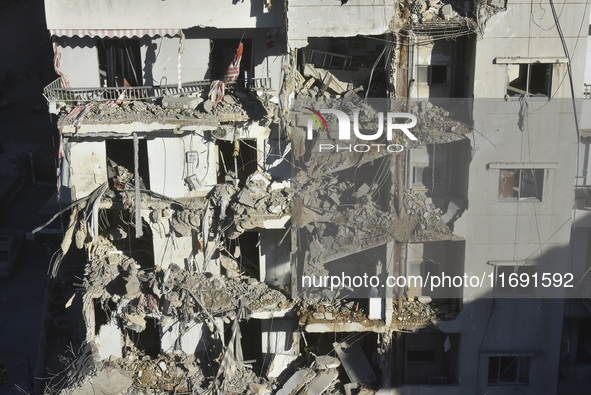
(49, 28, 181, 38)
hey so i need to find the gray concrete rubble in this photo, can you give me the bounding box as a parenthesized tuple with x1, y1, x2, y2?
(54, 89, 279, 130)
(402, 0, 504, 29)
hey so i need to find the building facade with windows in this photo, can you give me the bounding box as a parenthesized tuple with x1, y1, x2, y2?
(40, 0, 589, 393)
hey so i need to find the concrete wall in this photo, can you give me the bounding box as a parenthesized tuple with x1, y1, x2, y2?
(67, 140, 107, 200)
(472, 0, 588, 98)
(45, 0, 284, 30)
(57, 37, 100, 87)
(161, 320, 208, 355)
(287, 0, 396, 48)
(140, 36, 211, 86)
(147, 134, 216, 199)
(453, 0, 589, 392)
(458, 299, 564, 394)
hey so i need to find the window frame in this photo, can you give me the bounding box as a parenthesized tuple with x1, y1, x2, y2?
(505, 63, 552, 99)
(417, 64, 448, 85)
(487, 356, 530, 385)
(498, 168, 544, 202)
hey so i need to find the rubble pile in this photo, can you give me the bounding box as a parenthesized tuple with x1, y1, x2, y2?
(406, 0, 465, 24)
(117, 355, 203, 393)
(57, 89, 278, 127)
(408, 100, 471, 146)
(403, 189, 454, 240)
(162, 266, 292, 315)
(393, 298, 458, 330)
(393, 298, 438, 328)
(298, 301, 383, 327)
(212, 171, 291, 239)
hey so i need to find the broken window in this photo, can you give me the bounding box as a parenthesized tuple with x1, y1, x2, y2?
(222, 232, 260, 279)
(129, 317, 161, 358)
(217, 140, 258, 185)
(498, 169, 544, 201)
(105, 138, 151, 190)
(417, 65, 448, 85)
(97, 38, 142, 87)
(488, 356, 529, 384)
(506, 63, 551, 98)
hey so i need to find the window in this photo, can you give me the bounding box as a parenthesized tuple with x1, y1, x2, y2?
(414, 166, 445, 188)
(417, 65, 447, 84)
(488, 356, 529, 384)
(506, 63, 552, 98)
(97, 39, 142, 87)
(495, 265, 537, 295)
(498, 169, 544, 201)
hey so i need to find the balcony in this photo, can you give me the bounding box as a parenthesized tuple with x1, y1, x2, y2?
(43, 77, 272, 105)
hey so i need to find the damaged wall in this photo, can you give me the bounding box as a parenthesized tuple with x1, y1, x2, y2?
(147, 134, 217, 198)
(287, 0, 397, 48)
(472, 0, 588, 98)
(67, 140, 107, 200)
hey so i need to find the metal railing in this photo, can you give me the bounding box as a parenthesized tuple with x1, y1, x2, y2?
(43, 77, 273, 104)
(584, 83, 591, 99)
(575, 185, 591, 209)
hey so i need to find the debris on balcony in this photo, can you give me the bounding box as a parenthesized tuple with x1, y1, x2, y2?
(52, 89, 277, 133)
(400, 0, 504, 30)
(393, 298, 458, 330)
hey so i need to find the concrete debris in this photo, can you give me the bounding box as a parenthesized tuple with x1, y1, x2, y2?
(302, 369, 339, 395)
(393, 298, 457, 329)
(299, 302, 382, 328)
(302, 64, 351, 95)
(403, 190, 456, 240)
(277, 369, 314, 395)
(407, 100, 471, 146)
(402, 0, 502, 28)
(333, 341, 377, 385)
(162, 95, 204, 110)
(65, 362, 133, 395)
(57, 90, 277, 129)
(315, 355, 341, 370)
(211, 173, 291, 239)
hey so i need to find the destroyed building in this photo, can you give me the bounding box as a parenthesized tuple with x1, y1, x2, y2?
(38, 0, 591, 394)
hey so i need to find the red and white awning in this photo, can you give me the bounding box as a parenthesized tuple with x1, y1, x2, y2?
(49, 28, 181, 38)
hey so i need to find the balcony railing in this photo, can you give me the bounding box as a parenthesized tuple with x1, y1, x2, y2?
(575, 185, 591, 209)
(43, 77, 273, 104)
